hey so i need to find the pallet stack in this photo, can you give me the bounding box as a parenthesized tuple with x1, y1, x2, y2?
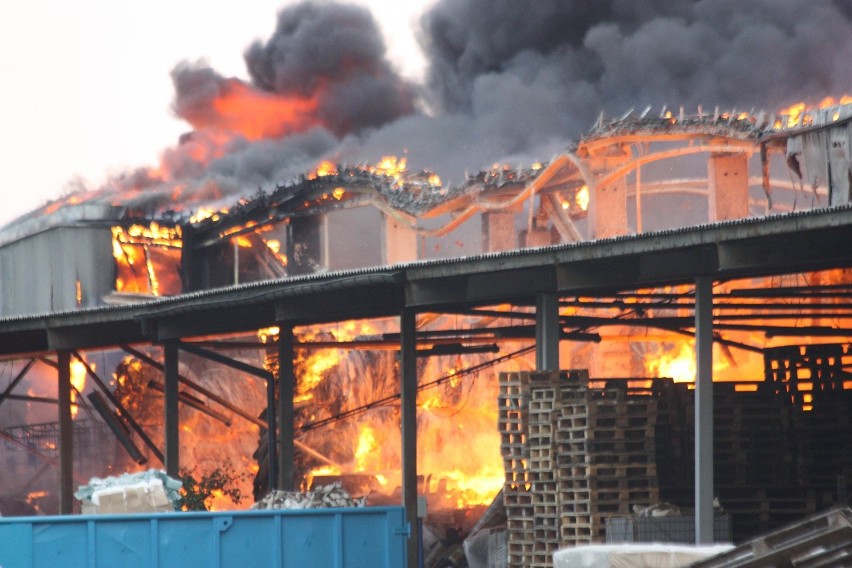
(499, 371, 533, 567)
(528, 385, 564, 567)
(556, 388, 659, 547)
(499, 371, 659, 568)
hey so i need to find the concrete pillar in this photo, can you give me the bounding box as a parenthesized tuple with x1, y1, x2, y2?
(588, 152, 630, 239)
(385, 215, 418, 265)
(694, 277, 715, 543)
(525, 228, 553, 248)
(708, 153, 749, 221)
(482, 211, 517, 252)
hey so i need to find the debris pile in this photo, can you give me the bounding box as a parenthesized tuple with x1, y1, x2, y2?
(75, 469, 183, 514)
(251, 482, 366, 510)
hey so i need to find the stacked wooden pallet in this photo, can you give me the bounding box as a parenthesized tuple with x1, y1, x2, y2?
(556, 388, 659, 547)
(528, 385, 563, 568)
(499, 371, 659, 568)
(498, 372, 533, 568)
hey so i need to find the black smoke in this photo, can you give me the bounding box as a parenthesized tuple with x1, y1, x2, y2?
(245, 2, 416, 135)
(172, 2, 414, 139)
(346, 0, 852, 185)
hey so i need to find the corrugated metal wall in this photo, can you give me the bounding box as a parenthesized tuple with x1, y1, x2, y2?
(0, 226, 114, 317)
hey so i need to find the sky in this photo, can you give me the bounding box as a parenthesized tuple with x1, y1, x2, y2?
(0, 0, 431, 227)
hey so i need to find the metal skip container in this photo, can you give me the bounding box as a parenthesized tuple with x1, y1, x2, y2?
(0, 506, 408, 568)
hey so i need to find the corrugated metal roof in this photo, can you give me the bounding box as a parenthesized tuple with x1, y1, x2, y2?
(0, 204, 848, 355)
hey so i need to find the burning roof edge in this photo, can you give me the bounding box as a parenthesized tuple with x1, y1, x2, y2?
(0, 203, 849, 332)
(3, 104, 850, 249)
(581, 103, 852, 146)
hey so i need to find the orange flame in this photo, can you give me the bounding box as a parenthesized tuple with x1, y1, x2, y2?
(576, 185, 590, 212)
(190, 207, 228, 224)
(70, 359, 88, 418)
(776, 95, 852, 128)
(208, 80, 322, 141)
(111, 223, 182, 296)
(354, 426, 378, 471)
(308, 160, 338, 179)
(645, 342, 696, 383)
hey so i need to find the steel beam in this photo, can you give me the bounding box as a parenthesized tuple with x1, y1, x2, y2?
(72, 351, 164, 464)
(87, 391, 147, 464)
(122, 345, 252, 427)
(695, 277, 715, 543)
(57, 350, 73, 514)
(400, 309, 418, 568)
(177, 342, 273, 382)
(0, 359, 35, 410)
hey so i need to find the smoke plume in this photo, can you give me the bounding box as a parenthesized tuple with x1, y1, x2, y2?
(18, 0, 852, 221)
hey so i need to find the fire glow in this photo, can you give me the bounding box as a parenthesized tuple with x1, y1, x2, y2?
(208, 80, 322, 141)
(111, 223, 182, 297)
(69, 359, 88, 419)
(279, 321, 506, 509)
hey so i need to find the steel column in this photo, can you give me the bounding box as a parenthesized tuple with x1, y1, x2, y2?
(695, 277, 715, 543)
(535, 293, 560, 370)
(278, 325, 296, 490)
(164, 342, 180, 478)
(400, 309, 419, 568)
(57, 351, 73, 514)
(266, 342, 278, 493)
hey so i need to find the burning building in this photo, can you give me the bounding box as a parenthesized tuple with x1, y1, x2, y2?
(0, 1, 851, 566)
(0, 98, 849, 566)
(2, 99, 849, 316)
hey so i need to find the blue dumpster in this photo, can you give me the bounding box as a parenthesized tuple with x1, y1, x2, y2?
(0, 506, 408, 568)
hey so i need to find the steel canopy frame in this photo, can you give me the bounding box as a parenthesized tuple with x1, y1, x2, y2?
(0, 206, 849, 564)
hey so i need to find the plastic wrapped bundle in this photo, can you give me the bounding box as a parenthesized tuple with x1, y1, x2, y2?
(75, 469, 183, 514)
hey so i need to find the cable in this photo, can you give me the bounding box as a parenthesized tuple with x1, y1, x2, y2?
(298, 345, 535, 432)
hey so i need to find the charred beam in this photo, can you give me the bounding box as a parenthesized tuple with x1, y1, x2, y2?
(146, 381, 232, 426)
(420, 308, 538, 321)
(561, 299, 852, 311)
(177, 341, 273, 382)
(0, 359, 36, 410)
(71, 350, 164, 465)
(122, 345, 255, 428)
(87, 391, 147, 465)
(119, 345, 336, 468)
(727, 285, 852, 298)
(417, 343, 499, 357)
(2, 394, 59, 404)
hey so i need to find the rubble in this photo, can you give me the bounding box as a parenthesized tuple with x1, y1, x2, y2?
(251, 482, 366, 510)
(74, 469, 182, 514)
